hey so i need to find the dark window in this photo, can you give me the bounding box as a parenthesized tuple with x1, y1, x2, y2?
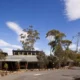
(28, 52, 31, 55)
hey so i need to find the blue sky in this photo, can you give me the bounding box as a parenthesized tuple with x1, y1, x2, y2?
(0, 0, 80, 55)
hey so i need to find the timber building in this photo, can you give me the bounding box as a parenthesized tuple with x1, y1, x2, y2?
(0, 50, 40, 70)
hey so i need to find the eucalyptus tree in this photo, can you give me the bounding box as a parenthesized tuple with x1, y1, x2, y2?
(47, 54, 57, 68)
(61, 40, 75, 66)
(46, 29, 66, 53)
(37, 51, 48, 69)
(61, 40, 72, 50)
(0, 49, 6, 59)
(20, 26, 40, 50)
(0, 49, 7, 71)
(75, 53, 80, 66)
(46, 29, 66, 68)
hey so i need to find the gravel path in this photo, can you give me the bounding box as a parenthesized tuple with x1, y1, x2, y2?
(0, 69, 80, 80)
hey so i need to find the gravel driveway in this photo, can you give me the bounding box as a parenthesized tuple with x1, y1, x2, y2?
(0, 68, 80, 80)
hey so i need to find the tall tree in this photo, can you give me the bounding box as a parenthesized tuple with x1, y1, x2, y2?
(0, 49, 7, 70)
(75, 53, 80, 66)
(46, 29, 66, 68)
(0, 49, 6, 59)
(46, 29, 66, 53)
(61, 40, 72, 50)
(37, 51, 48, 69)
(20, 26, 40, 50)
(47, 54, 57, 68)
(61, 40, 73, 66)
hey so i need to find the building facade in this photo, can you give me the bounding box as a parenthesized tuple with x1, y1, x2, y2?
(0, 50, 40, 70)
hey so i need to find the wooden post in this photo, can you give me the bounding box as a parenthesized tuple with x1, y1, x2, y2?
(27, 62, 28, 69)
(0, 62, 2, 70)
(25, 62, 27, 70)
(17, 62, 20, 70)
(25, 62, 28, 71)
(33, 62, 34, 69)
(11, 62, 13, 71)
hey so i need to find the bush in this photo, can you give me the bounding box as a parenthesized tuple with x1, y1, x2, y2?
(4, 63, 8, 70)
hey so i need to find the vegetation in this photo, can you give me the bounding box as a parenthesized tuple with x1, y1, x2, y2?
(37, 51, 48, 69)
(47, 54, 57, 68)
(0, 28, 80, 70)
(4, 63, 8, 75)
(20, 26, 40, 50)
(20, 28, 80, 69)
(46, 29, 66, 68)
(74, 53, 80, 66)
(46, 29, 80, 68)
(0, 50, 7, 70)
(61, 40, 72, 50)
(0, 49, 7, 60)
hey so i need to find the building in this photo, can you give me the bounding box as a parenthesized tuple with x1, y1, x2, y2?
(0, 50, 40, 70)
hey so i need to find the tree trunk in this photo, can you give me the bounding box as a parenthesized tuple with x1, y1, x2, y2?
(58, 61, 61, 68)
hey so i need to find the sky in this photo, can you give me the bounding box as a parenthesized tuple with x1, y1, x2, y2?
(0, 0, 80, 55)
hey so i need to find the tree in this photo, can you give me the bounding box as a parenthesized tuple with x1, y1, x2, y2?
(0, 49, 8, 74)
(74, 53, 80, 66)
(47, 54, 57, 68)
(4, 63, 8, 75)
(46, 29, 66, 53)
(54, 43, 64, 68)
(20, 26, 40, 50)
(61, 50, 75, 67)
(0, 49, 5, 59)
(61, 40, 72, 50)
(46, 29, 66, 68)
(0, 50, 7, 62)
(0, 53, 5, 60)
(37, 51, 48, 69)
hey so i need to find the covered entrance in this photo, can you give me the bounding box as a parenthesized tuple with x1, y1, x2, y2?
(0, 55, 38, 71)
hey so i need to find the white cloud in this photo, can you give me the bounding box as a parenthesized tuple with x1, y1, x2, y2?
(69, 43, 80, 51)
(0, 39, 50, 55)
(4, 21, 42, 54)
(6, 22, 28, 41)
(35, 47, 40, 50)
(11, 45, 22, 49)
(44, 50, 50, 55)
(69, 43, 76, 50)
(0, 40, 10, 46)
(64, 0, 80, 20)
(0, 39, 22, 49)
(0, 39, 22, 55)
(6, 22, 23, 35)
(47, 36, 55, 42)
(2, 48, 13, 55)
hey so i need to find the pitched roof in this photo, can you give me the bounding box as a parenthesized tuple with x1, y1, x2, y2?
(0, 55, 38, 62)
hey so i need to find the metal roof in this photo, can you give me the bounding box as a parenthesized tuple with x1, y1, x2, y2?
(0, 55, 38, 62)
(13, 50, 40, 52)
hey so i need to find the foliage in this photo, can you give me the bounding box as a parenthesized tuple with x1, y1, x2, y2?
(46, 29, 66, 41)
(61, 50, 76, 66)
(47, 54, 57, 68)
(46, 29, 66, 53)
(4, 63, 8, 70)
(55, 43, 63, 57)
(4, 63, 8, 75)
(37, 51, 48, 69)
(48, 41, 56, 52)
(74, 53, 80, 66)
(46, 29, 78, 68)
(0, 53, 5, 59)
(61, 40, 72, 50)
(20, 26, 40, 50)
(46, 29, 66, 67)
(0, 49, 7, 60)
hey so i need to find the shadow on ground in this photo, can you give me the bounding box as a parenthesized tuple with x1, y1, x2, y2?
(74, 77, 80, 80)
